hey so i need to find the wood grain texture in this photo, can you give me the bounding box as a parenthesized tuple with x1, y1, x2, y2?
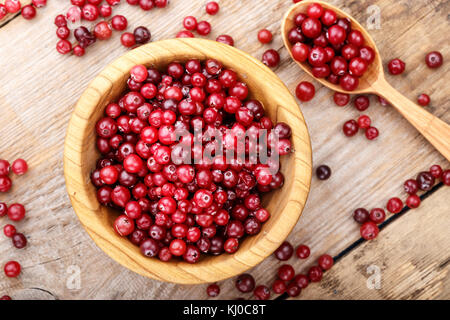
(0, 0, 448, 299)
(283, 0, 450, 161)
(292, 186, 450, 300)
(64, 38, 312, 284)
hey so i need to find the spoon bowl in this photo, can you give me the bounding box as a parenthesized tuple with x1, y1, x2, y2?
(282, 0, 450, 160)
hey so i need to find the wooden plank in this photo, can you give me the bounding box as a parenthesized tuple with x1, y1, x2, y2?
(290, 186, 450, 300)
(0, 0, 449, 299)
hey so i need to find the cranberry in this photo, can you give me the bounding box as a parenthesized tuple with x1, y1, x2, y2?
(416, 171, 435, 191)
(288, 27, 305, 44)
(183, 244, 201, 263)
(0, 295, 12, 300)
(169, 239, 187, 256)
(56, 26, 71, 40)
(406, 194, 421, 209)
(425, 51, 443, 68)
(343, 120, 358, 137)
(255, 208, 270, 223)
(357, 115, 371, 129)
(328, 25, 346, 45)
(369, 208, 386, 224)
(333, 92, 350, 106)
(21, 5, 36, 19)
(308, 46, 327, 67)
(224, 237, 239, 253)
(81, 4, 99, 21)
(236, 274, 255, 293)
(302, 18, 322, 38)
(258, 29, 273, 44)
(56, 40, 72, 55)
(5, 0, 21, 13)
(272, 279, 287, 294)
(308, 266, 323, 282)
(417, 94, 430, 107)
(294, 274, 309, 289)
(54, 14, 67, 27)
(353, 208, 369, 224)
(278, 264, 295, 281)
(3, 224, 16, 238)
(349, 57, 368, 77)
(134, 26, 151, 44)
(386, 197, 403, 214)
(359, 46, 375, 64)
(10, 159, 27, 175)
(307, 3, 324, 19)
(330, 56, 347, 76)
(99, 4, 112, 17)
(205, 1, 219, 15)
(318, 254, 334, 271)
(197, 21, 211, 36)
(114, 215, 135, 236)
(121, 32, 136, 48)
(291, 43, 309, 62)
(206, 283, 220, 297)
(295, 81, 315, 101)
(404, 179, 419, 194)
(140, 238, 160, 257)
(388, 58, 405, 75)
(340, 74, 359, 91)
(296, 244, 310, 259)
(7, 204, 26, 221)
(429, 165, 443, 179)
(183, 16, 197, 30)
(342, 44, 359, 60)
(321, 9, 337, 26)
(176, 30, 194, 38)
(0, 160, 10, 176)
(253, 285, 270, 300)
(4, 261, 21, 278)
(316, 165, 331, 180)
(216, 35, 234, 46)
(154, 0, 167, 7)
(12, 233, 27, 249)
(365, 127, 379, 140)
(441, 170, 450, 186)
(360, 221, 379, 240)
(111, 186, 131, 207)
(100, 165, 119, 184)
(262, 49, 280, 68)
(0, 202, 7, 217)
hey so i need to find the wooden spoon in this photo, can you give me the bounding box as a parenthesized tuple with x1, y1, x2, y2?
(282, 0, 450, 161)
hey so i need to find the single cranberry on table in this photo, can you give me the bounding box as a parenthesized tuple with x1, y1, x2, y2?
(7, 203, 26, 221)
(112, 15, 128, 31)
(360, 221, 379, 240)
(369, 208, 386, 224)
(386, 197, 403, 214)
(316, 165, 331, 180)
(197, 21, 211, 36)
(318, 254, 334, 271)
(404, 179, 419, 195)
(333, 92, 350, 106)
(56, 40, 72, 55)
(286, 283, 301, 297)
(205, 1, 219, 15)
(258, 29, 273, 44)
(0, 4, 7, 19)
(308, 266, 323, 282)
(253, 285, 270, 300)
(354, 95, 370, 111)
(0, 202, 7, 216)
(4, 261, 21, 278)
(21, 5, 36, 20)
(417, 94, 430, 107)
(0, 295, 12, 300)
(3, 224, 17, 238)
(416, 171, 435, 191)
(342, 119, 359, 137)
(357, 115, 371, 129)
(365, 126, 379, 140)
(294, 274, 309, 289)
(5, 0, 21, 13)
(0, 159, 10, 176)
(134, 26, 151, 44)
(12, 233, 27, 249)
(278, 264, 295, 281)
(296, 244, 310, 259)
(262, 49, 280, 68)
(425, 51, 443, 69)
(235, 273, 255, 293)
(353, 208, 369, 224)
(206, 284, 220, 297)
(295, 81, 315, 102)
(274, 241, 294, 261)
(406, 194, 421, 209)
(387, 58, 405, 75)
(183, 16, 197, 30)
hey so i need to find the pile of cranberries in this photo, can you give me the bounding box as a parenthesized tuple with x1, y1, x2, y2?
(0, 0, 47, 21)
(91, 59, 292, 263)
(287, 2, 376, 91)
(54, 0, 168, 56)
(354, 164, 449, 241)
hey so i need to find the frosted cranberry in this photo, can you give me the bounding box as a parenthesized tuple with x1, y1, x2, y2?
(274, 241, 294, 261)
(262, 49, 280, 68)
(56, 40, 72, 54)
(360, 221, 379, 240)
(21, 5, 36, 19)
(416, 171, 435, 191)
(224, 237, 239, 253)
(425, 51, 443, 68)
(349, 57, 368, 77)
(406, 194, 421, 209)
(236, 274, 255, 293)
(332, 92, 349, 107)
(114, 215, 135, 236)
(258, 29, 273, 43)
(272, 279, 287, 294)
(205, 1, 219, 15)
(354, 95, 370, 111)
(441, 170, 450, 186)
(340, 74, 359, 91)
(121, 32, 136, 47)
(353, 208, 369, 224)
(294, 274, 309, 289)
(301, 18, 322, 38)
(7, 204, 25, 221)
(253, 285, 270, 300)
(197, 21, 211, 36)
(140, 238, 160, 257)
(388, 59, 405, 75)
(291, 43, 309, 62)
(404, 179, 419, 194)
(4, 261, 21, 278)
(357, 115, 371, 129)
(12, 233, 27, 248)
(295, 81, 315, 101)
(369, 208, 385, 224)
(365, 126, 379, 140)
(328, 25, 346, 45)
(134, 26, 151, 44)
(3, 224, 16, 238)
(10, 159, 27, 176)
(417, 94, 430, 106)
(278, 264, 295, 281)
(429, 165, 443, 179)
(343, 120, 358, 137)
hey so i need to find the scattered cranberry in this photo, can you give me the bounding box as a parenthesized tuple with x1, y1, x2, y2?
(294, 274, 309, 289)
(404, 179, 419, 195)
(205, 1, 219, 15)
(386, 197, 403, 214)
(0, 176, 12, 192)
(274, 241, 294, 261)
(56, 40, 72, 55)
(258, 29, 273, 44)
(343, 120, 358, 137)
(262, 49, 280, 68)
(354, 95, 370, 111)
(387, 58, 405, 75)
(5, 0, 21, 13)
(12, 233, 27, 249)
(360, 221, 379, 240)
(369, 208, 385, 224)
(316, 165, 331, 180)
(272, 279, 287, 294)
(365, 126, 379, 140)
(183, 16, 197, 30)
(333, 92, 350, 106)
(0, 4, 6, 19)
(3, 224, 16, 238)
(357, 115, 371, 129)
(235, 274, 255, 293)
(278, 264, 295, 281)
(0, 295, 12, 300)
(197, 21, 211, 36)
(134, 26, 151, 44)
(111, 15, 128, 31)
(216, 35, 234, 46)
(0, 160, 10, 176)
(7, 203, 25, 221)
(406, 194, 421, 209)
(442, 170, 450, 186)
(416, 171, 435, 191)
(353, 208, 369, 224)
(4, 261, 21, 278)
(206, 284, 220, 297)
(308, 266, 323, 282)
(417, 94, 430, 107)
(296, 244, 310, 259)
(121, 32, 136, 48)
(0, 203, 7, 216)
(286, 283, 301, 297)
(425, 51, 443, 69)
(21, 5, 36, 20)
(295, 81, 315, 101)
(318, 254, 334, 271)
(253, 285, 270, 300)
(429, 165, 443, 179)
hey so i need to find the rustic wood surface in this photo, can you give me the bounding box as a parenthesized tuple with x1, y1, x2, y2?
(0, 0, 448, 300)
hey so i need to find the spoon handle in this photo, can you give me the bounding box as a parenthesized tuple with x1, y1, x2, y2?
(372, 78, 450, 161)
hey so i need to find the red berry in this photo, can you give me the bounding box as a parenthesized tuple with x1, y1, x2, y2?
(406, 194, 421, 209)
(357, 115, 371, 129)
(5, 0, 21, 13)
(3, 224, 16, 238)
(7, 203, 25, 221)
(253, 285, 270, 300)
(360, 221, 379, 240)
(429, 165, 443, 179)
(291, 42, 309, 62)
(296, 244, 310, 259)
(386, 197, 403, 214)
(295, 81, 315, 101)
(278, 264, 295, 281)
(56, 40, 72, 55)
(365, 126, 379, 140)
(112, 15, 128, 31)
(425, 51, 443, 69)
(197, 21, 211, 36)
(216, 35, 234, 46)
(369, 208, 385, 224)
(308, 266, 323, 282)
(272, 279, 287, 294)
(4, 261, 21, 278)
(262, 49, 280, 68)
(417, 94, 430, 106)
(21, 5, 36, 19)
(318, 254, 334, 270)
(114, 215, 135, 236)
(333, 92, 350, 106)
(354, 95, 370, 111)
(258, 29, 273, 44)
(183, 16, 197, 30)
(206, 284, 220, 297)
(343, 120, 358, 137)
(205, 1, 219, 15)
(388, 58, 405, 75)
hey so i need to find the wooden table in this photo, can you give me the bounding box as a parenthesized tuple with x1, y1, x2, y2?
(0, 0, 448, 300)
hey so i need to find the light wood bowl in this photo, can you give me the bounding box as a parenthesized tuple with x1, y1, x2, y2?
(282, 0, 450, 161)
(63, 38, 312, 284)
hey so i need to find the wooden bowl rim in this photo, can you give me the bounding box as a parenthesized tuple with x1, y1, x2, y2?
(63, 38, 312, 284)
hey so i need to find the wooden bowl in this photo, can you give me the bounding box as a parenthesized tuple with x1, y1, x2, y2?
(63, 38, 312, 284)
